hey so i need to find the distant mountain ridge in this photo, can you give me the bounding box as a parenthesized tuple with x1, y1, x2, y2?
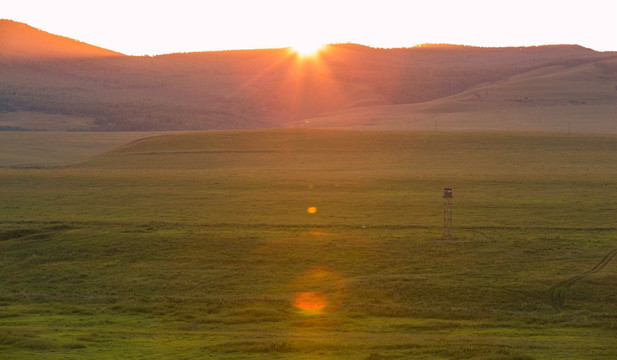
(0, 20, 614, 132)
(0, 20, 123, 58)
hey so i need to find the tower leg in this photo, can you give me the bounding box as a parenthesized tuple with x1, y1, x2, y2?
(442, 198, 452, 239)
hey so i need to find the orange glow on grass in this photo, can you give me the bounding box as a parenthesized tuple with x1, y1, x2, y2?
(307, 206, 317, 214)
(291, 266, 347, 314)
(293, 291, 328, 312)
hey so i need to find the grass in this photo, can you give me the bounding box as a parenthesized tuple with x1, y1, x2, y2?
(0, 131, 162, 168)
(291, 56, 617, 133)
(0, 129, 616, 359)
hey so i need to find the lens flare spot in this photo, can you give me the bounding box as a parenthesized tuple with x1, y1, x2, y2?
(293, 291, 328, 312)
(291, 266, 347, 314)
(307, 206, 317, 214)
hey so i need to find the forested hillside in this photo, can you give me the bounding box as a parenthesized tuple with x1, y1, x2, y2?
(0, 20, 612, 131)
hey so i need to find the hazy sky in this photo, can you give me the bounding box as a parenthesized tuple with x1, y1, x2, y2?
(4, 0, 617, 55)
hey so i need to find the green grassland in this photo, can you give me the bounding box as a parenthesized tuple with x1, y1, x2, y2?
(0, 130, 616, 359)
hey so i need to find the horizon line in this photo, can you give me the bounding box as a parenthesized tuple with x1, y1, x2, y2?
(2, 18, 615, 57)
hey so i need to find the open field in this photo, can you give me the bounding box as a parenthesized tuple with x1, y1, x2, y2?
(0, 130, 616, 359)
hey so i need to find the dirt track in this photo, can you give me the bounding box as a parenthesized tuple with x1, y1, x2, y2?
(550, 249, 617, 311)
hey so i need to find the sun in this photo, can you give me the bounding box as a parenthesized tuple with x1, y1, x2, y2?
(292, 41, 325, 57)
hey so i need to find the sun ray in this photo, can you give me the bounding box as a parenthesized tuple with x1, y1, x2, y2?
(292, 42, 325, 57)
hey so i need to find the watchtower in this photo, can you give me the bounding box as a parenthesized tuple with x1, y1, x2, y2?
(442, 187, 453, 239)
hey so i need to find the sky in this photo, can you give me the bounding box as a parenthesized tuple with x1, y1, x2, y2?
(4, 0, 617, 55)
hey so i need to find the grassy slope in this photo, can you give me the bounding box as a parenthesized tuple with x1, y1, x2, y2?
(0, 130, 616, 359)
(289, 57, 617, 133)
(0, 131, 164, 168)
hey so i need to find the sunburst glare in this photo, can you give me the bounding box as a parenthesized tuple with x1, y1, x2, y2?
(292, 41, 325, 57)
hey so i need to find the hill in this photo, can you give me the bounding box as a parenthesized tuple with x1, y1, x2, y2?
(286, 56, 617, 133)
(1, 20, 614, 131)
(0, 131, 161, 168)
(0, 19, 123, 59)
